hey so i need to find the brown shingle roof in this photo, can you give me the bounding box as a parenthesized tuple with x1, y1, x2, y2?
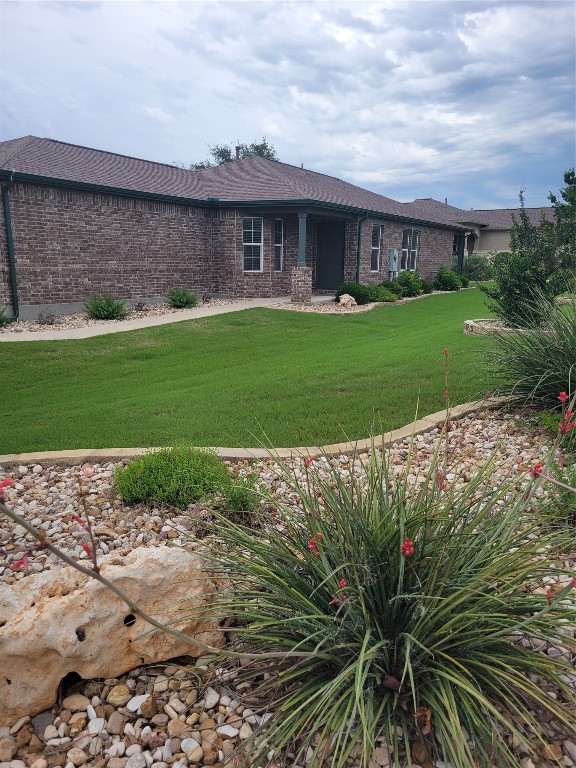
(0, 136, 494, 229)
(408, 197, 554, 229)
(0, 136, 207, 199)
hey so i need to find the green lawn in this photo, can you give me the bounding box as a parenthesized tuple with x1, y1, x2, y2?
(1, 290, 493, 453)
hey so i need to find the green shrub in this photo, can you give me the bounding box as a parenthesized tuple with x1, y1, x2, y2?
(544, 461, 576, 525)
(367, 285, 398, 303)
(167, 286, 198, 309)
(460, 275, 469, 288)
(84, 294, 129, 320)
(395, 270, 422, 297)
(462, 252, 494, 281)
(434, 266, 462, 291)
(0, 306, 11, 326)
(113, 446, 231, 508)
(378, 280, 404, 298)
(420, 278, 435, 294)
(220, 473, 261, 520)
(486, 291, 575, 409)
(335, 282, 371, 305)
(190, 444, 576, 768)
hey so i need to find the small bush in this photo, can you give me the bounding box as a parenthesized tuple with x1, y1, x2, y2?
(395, 270, 422, 297)
(335, 282, 371, 305)
(486, 291, 575, 409)
(167, 287, 198, 309)
(367, 285, 398, 303)
(84, 294, 129, 320)
(113, 446, 231, 509)
(462, 252, 494, 281)
(0, 306, 11, 326)
(420, 278, 435, 294)
(460, 275, 470, 288)
(378, 280, 404, 298)
(221, 473, 261, 519)
(434, 266, 462, 291)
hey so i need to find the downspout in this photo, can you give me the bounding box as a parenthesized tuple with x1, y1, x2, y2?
(355, 211, 370, 283)
(1, 171, 18, 320)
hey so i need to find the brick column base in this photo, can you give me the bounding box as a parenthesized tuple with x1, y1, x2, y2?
(291, 267, 312, 304)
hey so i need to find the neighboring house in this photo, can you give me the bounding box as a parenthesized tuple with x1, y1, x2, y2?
(0, 136, 470, 319)
(409, 198, 554, 255)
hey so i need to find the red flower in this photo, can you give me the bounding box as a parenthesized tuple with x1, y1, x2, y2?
(558, 391, 569, 403)
(72, 514, 87, 528)
(0, 478, 14, 498)
(443, 347, 449, 358)
(546, 586, 552, 604)
(485, 391, 491, 398)
(82, 543, 94, 557)
(305, 457, 314, 467)
(442, 389, 448, 399)
(328, 598, 339, 606)
(11, 555, 29, 571)
(571, 577, 576, 587)
(559, 421, 576, 434)
(400, 536, 415, 557)
(338, 579, 347, 588)
(308, 534, 322, 556)
(530, 463, 543, 478)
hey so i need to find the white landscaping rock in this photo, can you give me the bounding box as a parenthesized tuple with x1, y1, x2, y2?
(0, 547, 224, 725)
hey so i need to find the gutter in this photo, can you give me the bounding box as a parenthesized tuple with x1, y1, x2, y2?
(356, 211, 370, 283)
(1, 171, 18, 321)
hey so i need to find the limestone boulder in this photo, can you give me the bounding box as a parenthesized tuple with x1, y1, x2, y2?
(0, 547, 224, 725)
(338, 293, 357, 307)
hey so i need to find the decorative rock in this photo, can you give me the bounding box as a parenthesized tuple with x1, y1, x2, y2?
(107, 686, 132, 707)
(62, 695, 90, 712)
(0, 737, 17, 761)
(187, 745, 203, 763)
(216, 724, 239, 739)
(8, 717, 30, 735)
(0, 548, 224, 725)
(65, 748, 88, 766)
(126, 695, 149, 713)
(87, 718, 105, 735)
(106, 711, 127, 736)
(180, 737, 200, 753)
(338, 293, 357, 307)
(138, 696, 157, 720)
(203, 687, 220, 709)
(166, 720, 187, 738)
(108, 760, 127, 768)
(30, 759, 48, 768)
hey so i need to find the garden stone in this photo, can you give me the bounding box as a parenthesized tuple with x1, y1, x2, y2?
(0, 548, 224, 725)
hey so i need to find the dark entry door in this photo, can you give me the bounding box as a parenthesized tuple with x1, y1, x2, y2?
(316, 222, 345, 290)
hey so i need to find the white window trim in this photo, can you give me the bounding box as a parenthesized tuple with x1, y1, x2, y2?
(274, 218, 284, 272)
(243, 217, 263, 273)
(371, 224, 382, 272)
(400, 228, 420, 272)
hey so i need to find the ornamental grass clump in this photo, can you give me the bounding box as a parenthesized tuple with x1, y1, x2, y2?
(486, 289, 575, 409)
(190, 444, 576, 768)
(84, 294, 129, 320)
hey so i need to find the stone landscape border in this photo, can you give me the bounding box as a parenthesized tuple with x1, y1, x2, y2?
(0, 398, 509, 467)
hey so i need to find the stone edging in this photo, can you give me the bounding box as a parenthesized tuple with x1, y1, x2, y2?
(0, 398, 510, 467)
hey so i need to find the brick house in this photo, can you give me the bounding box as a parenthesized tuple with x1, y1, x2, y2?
(0, 136, 470, 319)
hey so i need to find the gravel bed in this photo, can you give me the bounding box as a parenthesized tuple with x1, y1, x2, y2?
(1, 410, 575, 768)
(0, 300, 241, 334)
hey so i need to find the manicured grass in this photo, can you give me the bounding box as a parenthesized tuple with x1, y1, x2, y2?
(1, 290, 492, 453)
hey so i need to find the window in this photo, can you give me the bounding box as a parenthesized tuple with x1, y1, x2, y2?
(243, 217, 263, 272)
(274, 219, 284, 272)
(400, 228, 420, 271)
(371, 224, 382, 271)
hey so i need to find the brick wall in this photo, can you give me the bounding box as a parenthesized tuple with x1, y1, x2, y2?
(0, 195, 11, 309)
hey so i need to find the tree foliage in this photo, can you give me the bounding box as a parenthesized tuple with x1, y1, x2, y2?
(481, 169, 576, 327)
(190, 137, 279, 170)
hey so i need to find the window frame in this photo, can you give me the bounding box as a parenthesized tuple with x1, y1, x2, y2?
(243, 217, 263, 273)
(400, 227, 420, 271)
(274, 218, 284, 272)
(371, 224, 382, 272)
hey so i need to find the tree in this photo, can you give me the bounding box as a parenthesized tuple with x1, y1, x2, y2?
(481, 170, 576, 327)
(190, 137, 279, 170)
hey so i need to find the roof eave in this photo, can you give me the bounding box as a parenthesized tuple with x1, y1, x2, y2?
(0, 169, 210, 208)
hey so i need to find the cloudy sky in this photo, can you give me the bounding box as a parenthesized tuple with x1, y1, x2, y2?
(0, 0, 574, 209)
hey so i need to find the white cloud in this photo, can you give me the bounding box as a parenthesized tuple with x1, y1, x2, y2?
(0, 0, 573, 208)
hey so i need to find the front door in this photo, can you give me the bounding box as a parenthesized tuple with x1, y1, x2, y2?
(316, 222, 345, 290)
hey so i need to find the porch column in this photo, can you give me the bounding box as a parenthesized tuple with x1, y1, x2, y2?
(297, 212, 307, 266)
(292, 212, 312, 303)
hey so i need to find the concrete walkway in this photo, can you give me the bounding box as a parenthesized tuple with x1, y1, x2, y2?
(0, 296, 333, 342)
